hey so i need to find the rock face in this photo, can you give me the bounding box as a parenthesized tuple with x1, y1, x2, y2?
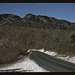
(23, 13, 58, 23)
(0, 14, 21, 25)
(0, 13, 74, 29)
(23, 13, 71, 29)
(23, 14, 59, 22)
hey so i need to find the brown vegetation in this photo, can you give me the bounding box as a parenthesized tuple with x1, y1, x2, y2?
(0, 14, 75, 65)
(0, 25, 75, 65)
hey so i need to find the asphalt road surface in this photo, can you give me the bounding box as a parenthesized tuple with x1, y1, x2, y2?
(29, 51, 75, 72)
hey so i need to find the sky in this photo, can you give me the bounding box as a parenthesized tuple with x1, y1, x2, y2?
(0, 3, 75, 23)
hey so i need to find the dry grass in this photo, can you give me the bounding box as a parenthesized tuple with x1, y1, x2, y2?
(0, 25, 75, 64)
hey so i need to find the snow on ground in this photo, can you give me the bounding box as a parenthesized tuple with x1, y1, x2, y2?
(0, 56, 49, 72)
(56, 56, 70, 61)
(68, 57, 75, 63)
(56, 56, 75, 64)
(38, 49, 75, 64)
(0, 48, 75, 72)
(44, 51, 57, 56)
(38, 49, 57, 56)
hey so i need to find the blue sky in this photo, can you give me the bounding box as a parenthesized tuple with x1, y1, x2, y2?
(0, 3, 75, 22)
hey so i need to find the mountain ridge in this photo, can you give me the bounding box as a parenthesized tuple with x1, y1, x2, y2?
(0, 13, 75, 30)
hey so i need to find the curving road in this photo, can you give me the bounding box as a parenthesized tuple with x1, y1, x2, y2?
(29, 51, 75, 72)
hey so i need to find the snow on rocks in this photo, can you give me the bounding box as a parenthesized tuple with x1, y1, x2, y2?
(56, 56, 75, 64)
(38, 49, 57, 56)
(45, 51, 57, 56)
(68, 57, 75, 64)
(56, 56, 70, 61)
(38, 49, 45, 52)
(27, 49, 38, 53)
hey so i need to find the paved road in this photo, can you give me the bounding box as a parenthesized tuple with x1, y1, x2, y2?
(29, 51, 75, 72)
(0, 56, 48, 72)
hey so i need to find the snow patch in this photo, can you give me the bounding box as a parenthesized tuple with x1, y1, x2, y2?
(45, 51, 57, 56)
(37, 49, 75, 64)
(38, 49, 45, 52)
(69, 57, 75, 64)
(56, 56, 75, 64)
(38, 49, 57, 56)
(0, 57, 49, 72)
(56, 56, 70, 61)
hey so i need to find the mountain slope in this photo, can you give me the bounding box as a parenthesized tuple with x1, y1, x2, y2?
(0, 13, 75, 65)
(0, 13, 74, 30)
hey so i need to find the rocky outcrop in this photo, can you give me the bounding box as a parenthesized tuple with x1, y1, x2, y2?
(23, 13, 71, 29)
(0, 13, 74, 30)
(0, 14, 21, 25)
(23, 13, 53, 23)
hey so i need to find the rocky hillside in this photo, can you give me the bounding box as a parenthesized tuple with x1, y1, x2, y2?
(0, 13, 75, 30)
(0, 13, 75, 65)
(22, 13, 71, 29)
